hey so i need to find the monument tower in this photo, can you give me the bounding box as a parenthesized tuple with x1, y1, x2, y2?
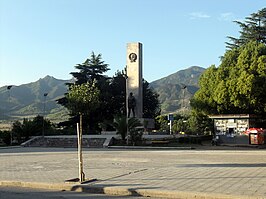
(126, 42, 143, 118)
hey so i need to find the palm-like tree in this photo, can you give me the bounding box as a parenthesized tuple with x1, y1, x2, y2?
(112, 115, 142, 141)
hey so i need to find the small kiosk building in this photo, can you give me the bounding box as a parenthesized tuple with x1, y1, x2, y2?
(209, 114, 265, 145)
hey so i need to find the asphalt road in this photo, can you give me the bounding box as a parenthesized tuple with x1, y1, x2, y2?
(0, 186, 160, 199)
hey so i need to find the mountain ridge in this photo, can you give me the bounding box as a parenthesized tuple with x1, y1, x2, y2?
(150, 66, 205, 114)
(0, 76, 70, 122)
(0, 66, 205, 121)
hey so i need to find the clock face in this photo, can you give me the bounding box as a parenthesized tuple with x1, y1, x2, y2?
(129, 53, 137, 62)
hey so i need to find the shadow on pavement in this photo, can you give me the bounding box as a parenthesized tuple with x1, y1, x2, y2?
(176, 163, 266, 167)
(71, 184, 160, 197)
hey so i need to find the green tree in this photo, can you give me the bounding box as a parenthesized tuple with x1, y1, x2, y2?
(172, 119, 188, 134)
(155, 115, 169, 133)
(71, 52, 113, 126)
(190, 65, 219, 114)
(11, 115, 53, 144)
(192, 41, 266, 115)
(0, 130, 11, 145)
(70, 52, 109, 85)
(58, 52, 110, 132)
(66, 81, 100, 132)
(108, 71, 127, 116)
(186, 112, 213, 135)
(143, 80, 161, 118)
(11, 121, 23, 143)
(226, 8, 266, 49)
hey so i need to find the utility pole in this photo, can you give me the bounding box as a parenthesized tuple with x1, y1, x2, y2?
(7, 85, 12, 145)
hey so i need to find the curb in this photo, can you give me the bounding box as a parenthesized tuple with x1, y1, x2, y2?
(108, 146, 194, 150)
(0, 146, 22, 150)
(0, 181, 73, 191)
(0, 181, 263, 199)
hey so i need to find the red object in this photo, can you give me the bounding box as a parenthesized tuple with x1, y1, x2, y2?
(243, 128, 266, 145)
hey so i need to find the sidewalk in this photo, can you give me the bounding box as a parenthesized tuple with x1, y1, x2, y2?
(0, 146, 265, 199)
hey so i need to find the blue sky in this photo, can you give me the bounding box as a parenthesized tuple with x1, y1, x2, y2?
(0, 0, 265, 87)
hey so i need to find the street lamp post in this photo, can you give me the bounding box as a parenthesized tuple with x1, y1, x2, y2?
(42, 93, 48, 138)
(181, 85, 187, 114)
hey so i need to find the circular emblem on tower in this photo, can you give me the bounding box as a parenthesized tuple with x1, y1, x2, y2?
(129, 53, 137, 62)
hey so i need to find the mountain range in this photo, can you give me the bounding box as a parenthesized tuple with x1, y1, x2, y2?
(0, 66, 205, 122)
(0, 76, 71, 122)
(151, 66, 205, 113)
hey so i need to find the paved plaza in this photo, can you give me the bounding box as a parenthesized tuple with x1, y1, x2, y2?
(0, 146, 265, 198)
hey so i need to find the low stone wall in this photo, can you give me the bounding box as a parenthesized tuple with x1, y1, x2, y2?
(22, 136, 106, 148)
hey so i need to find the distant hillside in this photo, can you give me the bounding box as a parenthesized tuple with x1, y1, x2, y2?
(0, 76, 70, 122)
(150, 66, 205, 114)
(0, 66, 205, 122)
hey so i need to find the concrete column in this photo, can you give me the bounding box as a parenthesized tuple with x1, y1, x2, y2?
(126, 42, 143, 118)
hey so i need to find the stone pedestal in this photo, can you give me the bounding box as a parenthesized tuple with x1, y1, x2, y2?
(126, 42, 143, 118)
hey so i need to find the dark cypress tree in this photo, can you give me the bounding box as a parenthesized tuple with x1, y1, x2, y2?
(70, 52, 109, 85)
(143, 80, 161, 118)
(57, 52, 110, 132)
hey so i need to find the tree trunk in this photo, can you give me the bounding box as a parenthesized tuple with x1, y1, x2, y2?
(77, 114, 85, 182)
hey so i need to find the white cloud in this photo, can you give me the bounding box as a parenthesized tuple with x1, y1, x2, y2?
(219, 12, 235, 21)
(189, 12, 211, 19)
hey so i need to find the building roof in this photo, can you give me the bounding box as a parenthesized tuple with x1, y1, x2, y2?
(209, 114, 257, 119)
